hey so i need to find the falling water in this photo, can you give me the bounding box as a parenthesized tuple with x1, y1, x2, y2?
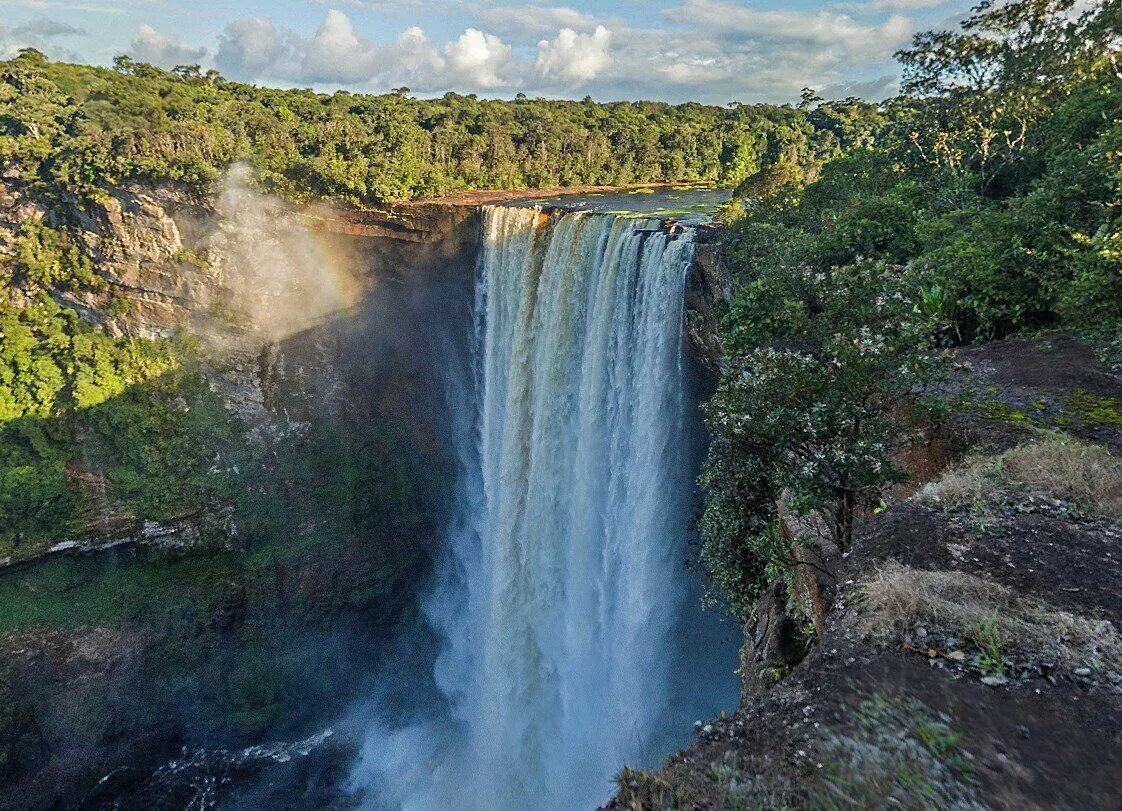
(354, 205, 735, 810)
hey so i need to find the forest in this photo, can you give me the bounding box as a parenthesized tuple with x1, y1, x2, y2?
(700, 0, 1122, 616)
(0, 49, 879, 208)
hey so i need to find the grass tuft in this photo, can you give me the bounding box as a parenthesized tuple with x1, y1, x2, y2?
(918, 433, 1122, 522)
(858, 560, 1122, 673)
(811, 694, 982, 811)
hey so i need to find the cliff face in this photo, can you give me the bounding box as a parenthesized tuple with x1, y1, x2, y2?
(687, 225, 733, 373)
(0, 179, 482, 805)
(2, 174, 481, 421)
(607, 334, 1122, 811)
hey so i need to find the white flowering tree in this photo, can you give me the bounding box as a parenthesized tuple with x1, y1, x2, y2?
(699, 260, 944, 617)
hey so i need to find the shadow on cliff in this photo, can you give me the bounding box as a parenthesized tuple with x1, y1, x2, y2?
(0, 232, 480, 808)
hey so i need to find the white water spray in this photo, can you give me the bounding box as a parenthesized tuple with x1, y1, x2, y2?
(354, 205, 733, 809)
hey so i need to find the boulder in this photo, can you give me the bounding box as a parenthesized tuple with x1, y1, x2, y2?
(740, 578, 807, 703)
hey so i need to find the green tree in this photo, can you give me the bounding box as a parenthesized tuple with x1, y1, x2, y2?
(700, 262, 943, 615)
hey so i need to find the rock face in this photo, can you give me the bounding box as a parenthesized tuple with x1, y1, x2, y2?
(685, 224, 732, 374)
(604, 334, 1122, 811)
(778, 497, 841, 642)
(739, 578, 809, 701)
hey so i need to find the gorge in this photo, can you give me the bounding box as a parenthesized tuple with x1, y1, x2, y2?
(0, 182, 737, 809)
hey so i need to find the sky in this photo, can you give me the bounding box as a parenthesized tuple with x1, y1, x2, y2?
(0, 0, 974, 105)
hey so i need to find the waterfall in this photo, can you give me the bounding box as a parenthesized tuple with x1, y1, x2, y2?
(353, 205, 735, 810)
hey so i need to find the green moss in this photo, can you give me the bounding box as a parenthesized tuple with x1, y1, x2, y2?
(966, 390, 1122, 436)
(107, 295, 132, 318)
(0, 549, 229, 634)
(0, 358, 247, 560)
(1064, 390, 1122, 429)
(970, 398, 1042, 431)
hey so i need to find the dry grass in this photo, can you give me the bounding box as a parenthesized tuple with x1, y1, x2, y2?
(919, 434, 1122, 521)
(917, 455, 1002, 511)
(1002, 436, 1122, 519)
(858, 560, 1122, 672)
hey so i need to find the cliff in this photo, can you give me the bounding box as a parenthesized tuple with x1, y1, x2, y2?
(0, 177, 480, 805)
(607, 334, 1122, 810)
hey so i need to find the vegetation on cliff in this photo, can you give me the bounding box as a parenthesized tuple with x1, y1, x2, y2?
(700, 0, 1122, 615)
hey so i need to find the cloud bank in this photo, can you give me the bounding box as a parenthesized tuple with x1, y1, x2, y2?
(13, 0, 948, 103)
(0, 15, 87, 60)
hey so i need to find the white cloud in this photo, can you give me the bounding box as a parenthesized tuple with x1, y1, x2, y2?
(535, 25, 611, 85)
(214, 11, 518, 92)
(558, 0, 920, 102)
(849, 0, 947, 11)
(129, 23, 208, 67)
(56, 0, 937, 103)
(443, 28, 513, 89)
(11, 19, 87, 39)
(301, 9, 380, 83)
(216, 17, 292, 79)
(822, 73, 900, 100)
(668, 0, 912, 60)
(379, 26, 444, 79)
(478, 5, 608, 39)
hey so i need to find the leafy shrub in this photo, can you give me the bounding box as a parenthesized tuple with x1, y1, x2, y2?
(699, 261, 944, 615)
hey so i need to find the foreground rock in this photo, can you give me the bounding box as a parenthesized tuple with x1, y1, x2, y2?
(606, 334, 1122, 810)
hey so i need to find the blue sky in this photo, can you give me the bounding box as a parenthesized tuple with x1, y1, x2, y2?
(0, 0, 973, 104)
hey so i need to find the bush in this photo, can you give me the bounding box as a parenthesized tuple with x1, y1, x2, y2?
(699, 261, 944, 615)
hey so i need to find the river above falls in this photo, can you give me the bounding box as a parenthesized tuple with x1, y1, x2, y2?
(497, 186, 732, 225)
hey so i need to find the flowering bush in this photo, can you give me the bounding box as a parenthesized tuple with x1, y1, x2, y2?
(698, 261, 944, 617)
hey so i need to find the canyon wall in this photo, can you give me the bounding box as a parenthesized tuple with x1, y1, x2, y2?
(0, 179, 729, 806)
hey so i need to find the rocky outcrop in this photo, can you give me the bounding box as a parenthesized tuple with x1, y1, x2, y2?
(739, 578, 809, 701)
(605, 334, 1122, 810)
(777, 497, 842, 642)
(0, 179, 480, 804)
(685, 225, 732, 373)
(0, 516, 204, 571)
